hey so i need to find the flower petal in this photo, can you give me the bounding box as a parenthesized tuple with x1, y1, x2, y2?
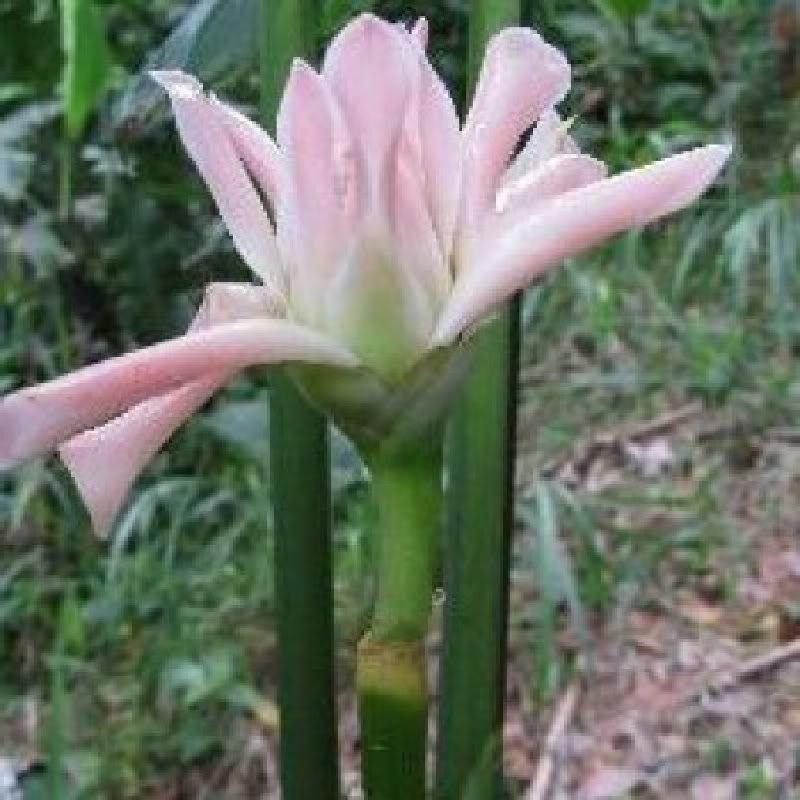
(494, 153, 607, 216)
(151, 70, 280, 285)
(57, 282, 283, 538)
(277, 60, 359, 323)
(501, 110, 579, 188)
(60, 375, 225, 539)
(435, 144, 732, 345)
(325, 236, 435, 382)
(392, 147, 450, 306)
(413, 47, 462, 260)
(0, 318, 357, 468)
(189, 281, 285, 329)
(322, 14, 414, 211)
(460, 29, 570, 228)
(210, 94, 284, 209)
(411, 17, 428, 49)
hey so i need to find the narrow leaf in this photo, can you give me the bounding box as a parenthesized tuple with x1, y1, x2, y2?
(603, 0, 651, 19)
(60, 0, 111, 138)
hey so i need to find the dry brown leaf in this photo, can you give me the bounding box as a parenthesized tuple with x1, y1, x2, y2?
(689, 774, 737, 800)
(579, 765, 645, 799)
(676, 596, 724, 627)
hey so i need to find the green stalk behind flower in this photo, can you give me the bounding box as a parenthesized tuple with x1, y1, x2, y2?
(436, 0, 521, 798)
(260, 2, 340, 799)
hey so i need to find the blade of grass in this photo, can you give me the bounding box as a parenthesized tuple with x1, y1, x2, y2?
(522, 483, 590, 699)
(436, 2, 520, 798)
(260, 3, 340, 799)
(46, 591, 81, 800)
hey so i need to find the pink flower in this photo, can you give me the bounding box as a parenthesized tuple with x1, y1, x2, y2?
(0, 14, 730, 535)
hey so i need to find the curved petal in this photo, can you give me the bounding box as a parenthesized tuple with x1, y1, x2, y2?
(277, 60, 359, 323)
(434, 144, 732, 345)
(60, 375, 225, 538)
(392, 146, 449, 306)
(55, 282, 282, 537)
(413, 48, 462, 260)
(411, 17, 428, 49)
(277, 60, 359, 240)
(0, 318, 357, 468)
(151, 71, 280, 286)
(502, 110, 579, 188)
(189, 281, 285, 329)
(210, 94, 284, 209)
(494, 153, 606, 215)
(322, 14, 414, 213)
(460, 29, 571, 229)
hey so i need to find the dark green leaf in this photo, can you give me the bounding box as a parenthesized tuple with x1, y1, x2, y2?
(114, 0, 259, 130)
(0, 101, 59, 200)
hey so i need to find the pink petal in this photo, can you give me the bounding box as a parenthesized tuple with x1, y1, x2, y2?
(502, 110, 579, 188)
(277, 60, 359, 323)
(435, 144, 732, 345)
(151, 71, 280, 285)
(322, 14, 414, 211)
(0, 319, 356, 468)
(389, 43, 453, 305)
(188, 281, 284, 329)
(277, 60, 359, 235)
(209, 94, 284, 210)
(411, 17, 429, 49)
(413, 50, 462, 259)
(494, 153, 607, 215)
(58, 282, 283, 538)
(460, 29, 571, 228)
(392, 148, 449, 305)
(60, 375, 225, 538)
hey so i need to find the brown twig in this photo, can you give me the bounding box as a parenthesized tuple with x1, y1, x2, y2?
(541, 401, 703, 479)
(524, 682, 582, 800)
(681, 638, 800, 707)
(715, 638, 800, 689)
(622, 401, 704, 441)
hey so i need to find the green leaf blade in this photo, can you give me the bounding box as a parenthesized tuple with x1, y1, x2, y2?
(60, 0, 111, 138)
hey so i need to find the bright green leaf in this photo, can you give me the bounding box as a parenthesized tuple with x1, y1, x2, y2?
(605, 0, 651, 19)
(60, 0, 111, 138)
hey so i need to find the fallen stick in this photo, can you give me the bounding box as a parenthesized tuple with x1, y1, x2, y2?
(683, 638, 800, 706)
(721, 637, 800, 687)
(623, 401, 704, 441)
(524, 682, 582, 800)
(541, 401, 703, 480)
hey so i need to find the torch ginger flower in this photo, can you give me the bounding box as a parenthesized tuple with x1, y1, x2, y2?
(0, 14, 730, 536)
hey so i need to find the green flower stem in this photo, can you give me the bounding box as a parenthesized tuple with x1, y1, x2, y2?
(358, 638, 428, 800)
(358, 440, 444, 800)
(260, 2, 340, 799)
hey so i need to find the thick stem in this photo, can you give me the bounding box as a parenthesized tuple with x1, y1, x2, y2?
(260, 2, 340, 798)
(358, 440, 443, 800)
(436, 1, 521, 796)
(358, 637, 428, 800)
